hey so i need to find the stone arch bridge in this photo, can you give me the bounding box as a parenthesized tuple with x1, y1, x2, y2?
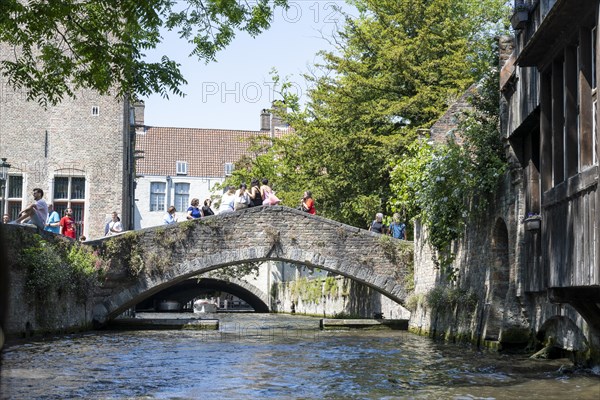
(84, 206, 412, 324)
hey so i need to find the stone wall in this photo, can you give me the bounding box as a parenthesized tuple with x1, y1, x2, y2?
(409, 170, 600, 363)
(2, 225, 94, 338)
(409, 169, 530, 344)
(91, 206, 413, 323)
(271, 275, 410, 320)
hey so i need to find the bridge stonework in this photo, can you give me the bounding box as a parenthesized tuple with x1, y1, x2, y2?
(89, 206, 412, 324)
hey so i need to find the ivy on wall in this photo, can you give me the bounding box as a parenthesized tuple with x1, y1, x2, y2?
(279, 275, 342, 305)
(18, 234, 104, 303)
(389, 65, 506, 277)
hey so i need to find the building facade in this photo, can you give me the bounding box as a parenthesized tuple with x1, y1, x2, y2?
(133, 106, 288, 228)
(0, 46, 135, 239)
(506, 0, 599, 334)
(410, 0, 600, 362)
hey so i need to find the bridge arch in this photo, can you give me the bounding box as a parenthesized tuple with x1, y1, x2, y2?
(90, 206, 412, 324)
(134, 277, 270, 313)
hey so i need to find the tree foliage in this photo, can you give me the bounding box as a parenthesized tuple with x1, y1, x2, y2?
(389, 59, 507, 274)
(228, 0, 508, 229)
(0, 0, 287, 106)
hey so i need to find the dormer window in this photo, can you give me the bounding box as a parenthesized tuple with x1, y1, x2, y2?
(91, 106, 99, 116)
(176, 161, 187, 175)
(225, 163, 234, 176)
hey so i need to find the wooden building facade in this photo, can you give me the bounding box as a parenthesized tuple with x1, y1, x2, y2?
(504, 0, 600, 335)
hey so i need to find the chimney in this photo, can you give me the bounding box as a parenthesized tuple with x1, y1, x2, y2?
(132, 101, 145, 133)
(260, 109, 270, 131)
(270, 100, 287, 129)
(498, 35, 515, 69)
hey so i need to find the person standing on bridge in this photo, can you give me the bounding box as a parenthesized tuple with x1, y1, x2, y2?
(388, 213, 406, 240)
(187, 198, 202, 220)
(300, 191, 316, 215)
(107, 212, 123, 236)
(218, 186, 236, 214)
(369, 213, 387, 234)
(44, 203, 60, 234)
(202, 198, 214, 216)
(248, 178, 262, 207)
(163, 206, 177, 224)
(260, 178, 280, 206)
(234, 183, 250, 211)
(59, 208, 77, 239)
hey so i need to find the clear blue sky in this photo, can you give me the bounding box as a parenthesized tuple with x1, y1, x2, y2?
(142, 1, 357, 131)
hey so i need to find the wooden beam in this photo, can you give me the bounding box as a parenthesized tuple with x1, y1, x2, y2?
(540, 71, 553, 194)
(565, 45, 579, 178)
(552, 59, 565, 185)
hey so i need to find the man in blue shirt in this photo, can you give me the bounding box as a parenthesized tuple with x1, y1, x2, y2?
(44, 203, 60, 234)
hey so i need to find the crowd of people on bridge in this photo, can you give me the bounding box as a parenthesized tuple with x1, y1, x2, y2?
(3, 180, 417, 242)
(163, 178, 316, 224)
(1, 184, 408, 241)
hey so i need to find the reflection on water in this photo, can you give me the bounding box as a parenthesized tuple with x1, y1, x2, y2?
(1, 314, 599, 399)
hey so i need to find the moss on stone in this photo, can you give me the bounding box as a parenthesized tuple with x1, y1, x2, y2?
(500, 327, 531, 344)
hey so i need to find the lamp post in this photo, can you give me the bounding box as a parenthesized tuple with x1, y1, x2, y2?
(0, 158, 11, 216)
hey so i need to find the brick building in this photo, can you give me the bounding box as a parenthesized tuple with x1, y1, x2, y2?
(0, 45, 135, 239)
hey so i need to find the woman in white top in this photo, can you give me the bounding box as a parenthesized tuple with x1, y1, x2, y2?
(234, 183, 250, 210)
(218, 186, 236, 214)
(107, 212, 123, 235)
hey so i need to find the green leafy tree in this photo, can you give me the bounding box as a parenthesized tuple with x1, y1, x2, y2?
(0, 0, 287, 106)
(389, 52, 507, 274)
(235, 0, 507, 228)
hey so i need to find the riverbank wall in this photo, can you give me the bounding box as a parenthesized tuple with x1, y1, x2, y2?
(408, 173, 600, 366)
(2, 227, 94, 339)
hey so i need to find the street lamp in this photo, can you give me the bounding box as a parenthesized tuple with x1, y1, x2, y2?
(0, 158, 11, 216)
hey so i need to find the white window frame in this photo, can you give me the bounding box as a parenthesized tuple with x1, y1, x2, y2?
(91, 106, 100, 116)
(224, 162, 234, 177)
(174, 182, 190, 212)
(4, 175, 23, 217)
(150, 181, 166, 212)
(53, 176, 86, 203)
(176, 161, 188, 175)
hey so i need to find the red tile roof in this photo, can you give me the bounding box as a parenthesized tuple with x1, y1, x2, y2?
(135, 126, 279, 177)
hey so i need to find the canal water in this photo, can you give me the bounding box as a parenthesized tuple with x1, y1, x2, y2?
(1, 314, 599, 399)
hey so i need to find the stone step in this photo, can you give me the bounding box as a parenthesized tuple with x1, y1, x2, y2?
(320, 318, 408, 330)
